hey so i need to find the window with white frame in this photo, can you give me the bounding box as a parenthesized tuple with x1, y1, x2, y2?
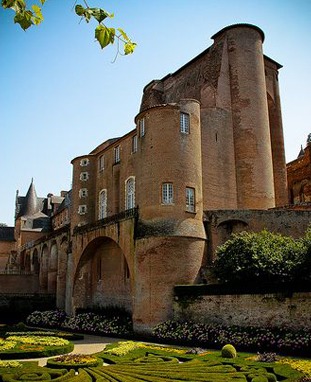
(186, 187, 195, 212)
(139, 118, 145, 137)
(180, 112, 190, 134)
(98, 155, 105, 171)
(125, 177, 135, 210)
(162, 183, 173, 204)
(80, 172, 89, 181)
(114, 146, 120, 164)
(80, 158, 89, 166)
(132, 135, 138, 153)
(79, 188, 88, 198)
(98, 189, 107, 219)
(78, 205, 87, 215)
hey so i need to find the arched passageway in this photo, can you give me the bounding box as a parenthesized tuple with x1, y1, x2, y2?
(48, 242, 58, 293)
(39, 245, 49, 292)
(73, 237, 132, 312)
(31, 248, 39, 274)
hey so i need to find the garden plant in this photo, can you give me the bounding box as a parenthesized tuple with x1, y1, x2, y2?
(0, 340, 309, 381)
(213, 229, 311, 284)
(0, 334, 73, 359)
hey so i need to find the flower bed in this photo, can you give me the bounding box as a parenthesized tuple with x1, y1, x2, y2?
(152, 320, 311, 357)
(26, 309, 133, 336)
(47, 354, 102, 371)
(0, 335, 74, 359)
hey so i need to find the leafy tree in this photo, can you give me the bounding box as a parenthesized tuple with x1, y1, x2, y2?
(293, 226, 311, 282)
(213, 230, 307, 284)
(0, 223, 8, 227)
(1, 0, 136, 57)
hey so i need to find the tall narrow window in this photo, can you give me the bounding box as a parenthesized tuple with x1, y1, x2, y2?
(98, 189, 107, 219)
(186, 187, 195, 212)
(99, 155, 105, 171)
(139, 118, 145, 137)
(180, 112, 190, 134)
(114, 146, 120, 164)
(125, 177, 135, 210)
(132, 135, 138, 153)
(162, 183, 173, 204)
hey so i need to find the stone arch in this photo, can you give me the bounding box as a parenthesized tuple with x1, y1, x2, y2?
(73, 236, 132, 313)
(48, 241, 58, 293)
(217, 218, 248, 232)
(215, 219, 248, 253)
(31, 248, 39, 273)
(24, 251, 31, 272)
(39, 244, 49, 292)
(56, 236, 68, 309)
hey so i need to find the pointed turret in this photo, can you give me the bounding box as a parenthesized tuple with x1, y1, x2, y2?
(298, 145, 305, 158)
(23, 178, 40, 217)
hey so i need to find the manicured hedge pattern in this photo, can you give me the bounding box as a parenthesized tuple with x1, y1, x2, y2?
(0, 356, 303, 381)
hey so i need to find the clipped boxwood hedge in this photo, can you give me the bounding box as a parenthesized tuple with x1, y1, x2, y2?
(0, 340, 306, 381)
(4, 331, 84, 341)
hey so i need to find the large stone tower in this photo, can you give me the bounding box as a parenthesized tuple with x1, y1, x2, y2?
(133, 100, 206, 332)
(140, 23, 288, 210)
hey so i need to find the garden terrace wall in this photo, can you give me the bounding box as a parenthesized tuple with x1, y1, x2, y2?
(173, 285, 311, 329)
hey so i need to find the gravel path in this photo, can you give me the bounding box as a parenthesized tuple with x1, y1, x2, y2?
(16, 334, 122, 367)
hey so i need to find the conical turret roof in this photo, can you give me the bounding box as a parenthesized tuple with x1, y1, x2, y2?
(23, 178, 40, 217)
(298, 145, 305, 158)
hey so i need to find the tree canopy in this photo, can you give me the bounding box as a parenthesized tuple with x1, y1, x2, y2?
(1, 0, 136, 57)
(213, 229, 311, 284)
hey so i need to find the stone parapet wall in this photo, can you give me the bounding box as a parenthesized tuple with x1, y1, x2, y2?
(173, 291, 311, 329)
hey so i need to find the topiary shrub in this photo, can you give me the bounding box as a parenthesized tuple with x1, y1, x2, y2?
(221, 344, 237, 358)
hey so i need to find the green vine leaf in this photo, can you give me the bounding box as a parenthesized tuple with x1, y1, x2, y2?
(117, 27, 130, 42)
(124, 41, 136, 55)
(75, 4, 85, 16)
(14, 9, 32, 30)
(95, 25, 115, 49)
(89, 7, 111, 23)
(2, 0, 26, 12)
(2, 1, 136, 57)
(31, 4, 43, 25)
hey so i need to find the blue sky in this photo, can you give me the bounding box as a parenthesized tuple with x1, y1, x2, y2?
(1, 0, 310, 225)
